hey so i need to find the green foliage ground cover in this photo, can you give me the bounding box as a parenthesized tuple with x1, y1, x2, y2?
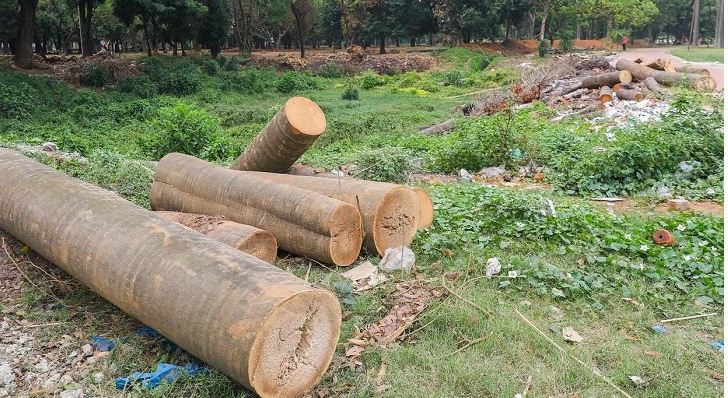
(0, 50, 723, 397)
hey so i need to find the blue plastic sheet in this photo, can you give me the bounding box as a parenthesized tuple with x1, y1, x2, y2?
(711, 339, 724, 352)
(651, 324, 668, 334)
(136, 326, 183, 353)
(115, 362, 208, 390)
(91, 336, 116, 352)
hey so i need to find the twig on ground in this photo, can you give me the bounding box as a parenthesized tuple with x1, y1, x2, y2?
(440, 335, 488, 358)
(513, 307, 634, 398)
(522, 375, 533, 397)
(2, 238, 68, 306)
(441, 276, 492, 317)
(660, 312, 717, 323)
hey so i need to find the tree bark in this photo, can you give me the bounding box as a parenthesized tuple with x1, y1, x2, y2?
(15, 0, 38, 69)
(691, 0, 701, 46)
(643, 76, 666, 96)
(598, 86, 613, 103)
(538, 0, 549, 40)
(379, 34, 385, 54)
(152, 153, 363, 266)
(290, 2, 305, 58)
(552, 71, 632, 96)
(78, 0, 94, 57)
(0, 149, 341, 398)
(616, 59, 716, 91)
(716, 0, 724, 48)
(615, 88, 645, 101)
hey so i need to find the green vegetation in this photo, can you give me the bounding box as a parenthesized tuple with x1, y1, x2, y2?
(0, 46, 723, 398)
(670, 47, 725, 63)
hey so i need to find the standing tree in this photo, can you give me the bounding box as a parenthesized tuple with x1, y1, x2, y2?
(690, 0, 701, 44)
(198, 0, 230, 57)
(716, 0, 723, 47)
(16, 0, 38, 68)
(288, 0, 313, 57)
(77, 0, 98, 56)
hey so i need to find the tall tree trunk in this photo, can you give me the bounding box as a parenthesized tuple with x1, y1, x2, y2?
(290, 3, 305, 58)
(181, 41, 186, 56)
(379, 34, 385, 54)
(717, 0, 724, 47)
(78, 0, 94, 57)
(410, 37, 415, 46)
(16, 0, 38, 69)
(172, 42, 178, 56)
(142, 17, 152, 56)
(690, 0, 701, 46)
(575, 18, 581, 40)
(527, 11, 535, 38)
(539, 1, 549, 40)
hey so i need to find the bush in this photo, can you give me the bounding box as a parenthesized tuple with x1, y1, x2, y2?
(341, 83, 359, 100)
(0, 82, 34, 119)
(276, 71, 318, 93)
(470, 53, 494, 71)
(115, 75, 157, 98)
(157, 67, 201, 96)
(353, 147, 417, 183)
(138, 102, 225, 160)
(226, 68, 276, 94)
(558, 38, 575, 53)
(359, 71, 387, 89)
(80, 63, 110, 87)
(441, 70, 467, 87)
(538, 40, 550, 57)
(201, 59, 220, 75)
(318, 62, 345, 78)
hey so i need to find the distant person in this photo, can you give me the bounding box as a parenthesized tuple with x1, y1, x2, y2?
(621, 35, 629, 51)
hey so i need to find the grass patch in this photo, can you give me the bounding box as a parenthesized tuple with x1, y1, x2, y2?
(670, 47, 724, 63)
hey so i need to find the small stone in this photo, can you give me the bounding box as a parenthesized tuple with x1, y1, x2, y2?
(59, 374, 73, 385)
(41, 142, 58, 152)
(478, 165, 506, 179)
(93, 372, 104, 384)
(67, 351, 78, 359)
(60, 389, 83, 398)
(81, 344, 93, 356)
(485, 257, 501, 277)
(0, 363, 14, 387)
(667, 198, 691, 211)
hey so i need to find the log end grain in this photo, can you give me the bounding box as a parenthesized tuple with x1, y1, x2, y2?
(371, 187, 419, 255)
(285, 97, 326, 136)
(412, 187, 434, 229)
(328, 203, 364, 266)
(618, 70, 632, 83)
(248, 289, 341, 398)
(696, 76, 717, 92)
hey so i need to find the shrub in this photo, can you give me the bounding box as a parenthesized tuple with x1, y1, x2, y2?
(353, 147, 417, 183)
(138, 102, 225, 160)
(470, 53, 494, 71)
(441, 70, 467, 87)
(226, 68, 275, 94)
(157, 67, 201, 96)
(341, 83, 359, 100)
(359, 71, 387, 89)
(0, 82, 34, 119)
(115, 75, 157, 98)
(201, 59, 220, 75)
(318, 62, 345, 78)
(276, 71, 318, 93)
(80, 63, 110, 87)
(558, 38, 575, 53)
(538, 40, 550, 57)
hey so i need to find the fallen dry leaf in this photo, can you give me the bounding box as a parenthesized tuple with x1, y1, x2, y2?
(562, 327, 584, 343)
(711, 372, 723, 381)
(618, 328, 641, 341)
(644, 350, 662, 358)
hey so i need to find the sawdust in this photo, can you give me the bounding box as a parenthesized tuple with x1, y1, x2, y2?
(156, 211, 227, 234)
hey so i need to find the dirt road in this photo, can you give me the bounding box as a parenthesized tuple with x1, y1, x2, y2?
(618, 47, 724, 89)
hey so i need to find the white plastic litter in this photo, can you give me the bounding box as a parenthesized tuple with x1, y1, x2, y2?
(459, 169, 473, 182)
(485, 257, 501, 276)
(379, 246, 416, 273)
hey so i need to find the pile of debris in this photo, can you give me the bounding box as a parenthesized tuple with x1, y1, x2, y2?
(40, 52, 140, 86)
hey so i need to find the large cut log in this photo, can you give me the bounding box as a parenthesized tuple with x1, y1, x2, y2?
(419, 119, 455, 135)
(222, 169, 419, 256)
(645, 58, 676, 72)
(231, 96, 326, 173)
(288, 165, 434, 230)
(552, 71, 632, 97)
(616, 59, 716, 91)
(0, 149, 341, 398)
(643, 76, 666, 96)
(152, 153, 363, 266)
(675, 66, 711, 75)
(155, 211, 278, 264)
(615, 88, 645, 101)
(598, 86, 613, 104)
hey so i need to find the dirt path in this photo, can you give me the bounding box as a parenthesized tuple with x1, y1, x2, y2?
(618, 47, 724, 89)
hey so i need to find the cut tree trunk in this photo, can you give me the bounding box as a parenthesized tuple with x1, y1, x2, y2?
(152, 153, 363, 266)
(552, 71, 632, 96)
(287, 165, 434, 230)
(15, 0, 38, 69)
(645, 59, 676, 72)
(155, 211, 278, 263)
(419, 119, 455, 135)
(643, 76, 666, 96)
(231, 97, 326, 173)
(598, 86, 613, 103)
(233, 172, 419, 256)
(615, 88, 645, 101)
(0, 149, 341, 398)
(675, 66, 711, 75)
(616, 59, 716, 91)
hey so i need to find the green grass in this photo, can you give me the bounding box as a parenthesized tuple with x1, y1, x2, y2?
(0, 51, 723, 397)
(670, 47, 724, 63)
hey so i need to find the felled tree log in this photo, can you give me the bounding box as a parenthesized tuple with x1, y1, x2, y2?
(552, 71, 632, 97)
(155, 211, 278, 264)
(615, 88, 645, 101)
(288, 165, 434, 230)
(645, 58, 676, 72)
(616, 59, 716, 91)
(231, 97, 326, 173)
(419, 119, 455, 135)
(643, 77, 666, 96)
(0, 149, 341, 398)
(675, 66, 711, 75)
(152, 153, 363, 266)
(598, 86, 613, 104)
(237, 171, 419, 256)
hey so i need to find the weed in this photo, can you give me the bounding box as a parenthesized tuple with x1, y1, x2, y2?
(353, 147, 416, 182)
(80, 63, 110, 87)
(115, 75, 157, 98)
(318, 62, 345, 78)
(201, 59, 220, 76)
(341, 83, 359, 100)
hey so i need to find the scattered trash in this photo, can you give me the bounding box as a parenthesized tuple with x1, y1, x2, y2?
(628, 375, 649, 387)
(341, 261, 387, 292)
(485, 257, 501, 277)
(711, 340, 723, 352)
(81, 343, 93, 356)
(507, 270, 520, 278)
(136, 326, 161, 338)
(115, 362, 207, 390)
(459, 169, 473, 182)
(561, 327, 584, 343)
(651, 324, 668, 334)
(93, 372, 105, 384)
(333, 281, 355, 306)
(652, 228, 676, 246)
(541, 198, 556, 217)
(91, 336, 115, 351)
(379, 246, 415, 273)
(59, 389, 84, 398)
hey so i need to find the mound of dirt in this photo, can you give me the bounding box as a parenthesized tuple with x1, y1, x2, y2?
(501, 39, 534, 55)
